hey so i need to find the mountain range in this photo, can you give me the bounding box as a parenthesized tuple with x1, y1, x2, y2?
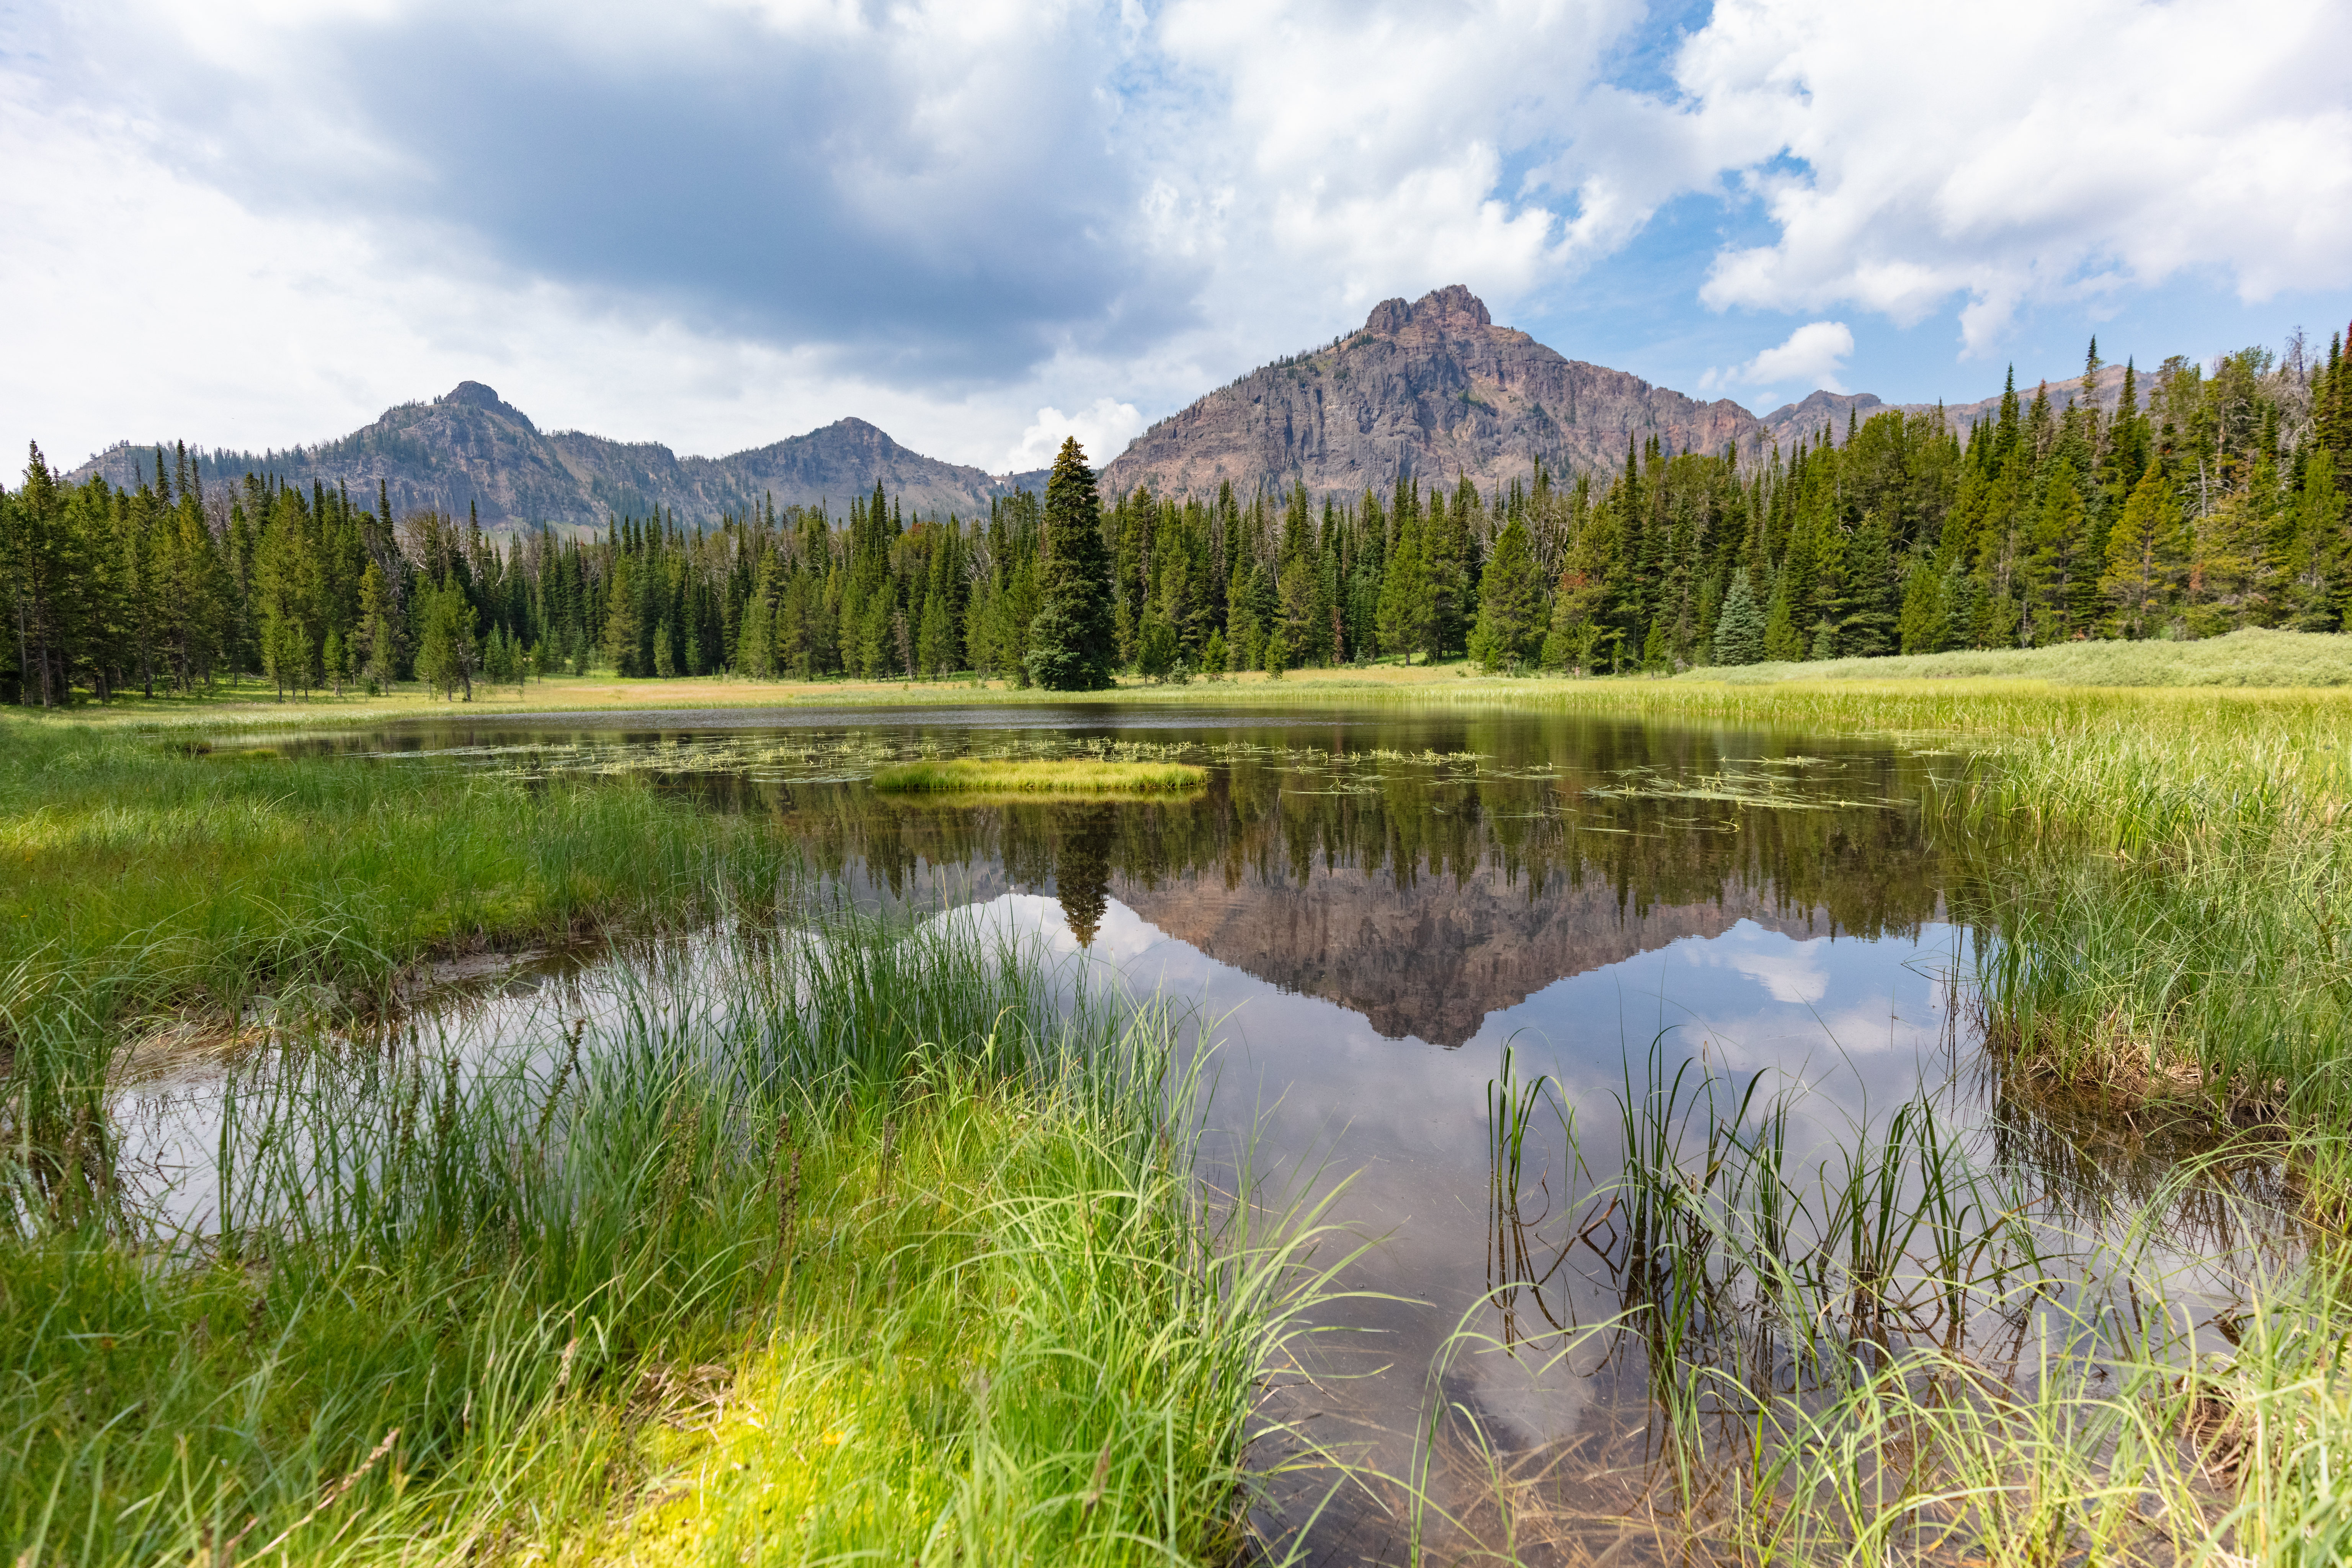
(69, 382, 1050, 530)
(65, 286, 2118, 529)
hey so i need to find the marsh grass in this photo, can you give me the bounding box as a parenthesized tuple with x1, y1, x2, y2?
(0, 913, 1346, 1566)
(1395, 1047, 2352, 1567)
(0, 715, 793, 1041)
(1689, 627, 2352, 689)
(870, 758, 1209, 795)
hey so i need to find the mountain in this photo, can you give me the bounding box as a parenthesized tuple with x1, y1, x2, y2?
(1098, 285, 2143, 501)
(1117, 862, 1831, 1047)
(1756, 362, 2134, 452)
(65, 382, 1043, 530)
(1099, 286, 1775, 500)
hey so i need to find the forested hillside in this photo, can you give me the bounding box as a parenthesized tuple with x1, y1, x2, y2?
(5, 330, 2348, 704)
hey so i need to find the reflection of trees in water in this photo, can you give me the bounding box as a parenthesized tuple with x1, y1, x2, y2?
(1053, 805, 1115, 947)
(678, 719, 1980, 946)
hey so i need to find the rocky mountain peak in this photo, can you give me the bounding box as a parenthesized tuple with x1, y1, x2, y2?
(436, 381, 539, 433)
(1363, 283, 1494, 336)
(1099, 284, 1767, 500)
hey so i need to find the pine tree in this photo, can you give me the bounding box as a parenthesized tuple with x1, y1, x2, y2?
(1896, 558, 1947, 654)
(2100, 466, 2182, 637)
(1467, 513, 1544, 671)
(1369, 479, 1425, 662)
(1024, 438, 1117, 691)
(1711, 567, 1766, 665)
(1761, 563, 1805, 662)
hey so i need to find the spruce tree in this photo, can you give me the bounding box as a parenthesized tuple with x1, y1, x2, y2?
(1711, 568, 1766, 665)
(1375, 488, 1430, 662)
(1024, 438, 1117, 691)
(1467, 513, 1544, 671)
(2100, 467, 2181, 637)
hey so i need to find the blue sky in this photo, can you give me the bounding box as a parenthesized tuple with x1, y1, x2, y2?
(5, 0, 2349, 477)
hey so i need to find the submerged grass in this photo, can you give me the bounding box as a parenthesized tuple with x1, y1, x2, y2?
(870, 758, 1209, 795)
(0, 912, 1343, 1566)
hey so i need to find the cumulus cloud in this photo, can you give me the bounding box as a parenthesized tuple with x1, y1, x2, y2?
(6, 0, 2349, 475)
(1673, 0, 2352, 353)
(20, 0, 1181, 382)
(1699, 320, 1853, 396)
(1000, 399, 1147, 474)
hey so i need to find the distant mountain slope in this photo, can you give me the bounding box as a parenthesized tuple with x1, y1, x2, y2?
(1757, 363, 2133, 452)
(65, 382, 1039, 529)
(1098, 286, 1776, 500)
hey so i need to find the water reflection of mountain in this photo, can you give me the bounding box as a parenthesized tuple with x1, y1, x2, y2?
(702, 727, 1962, 1049)
(1117, 865, 1832, 1047)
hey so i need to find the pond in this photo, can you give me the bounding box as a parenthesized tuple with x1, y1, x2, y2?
(148, 700, 2283, 1563)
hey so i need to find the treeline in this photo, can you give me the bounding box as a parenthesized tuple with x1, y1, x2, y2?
(7, 328, 2350, 704)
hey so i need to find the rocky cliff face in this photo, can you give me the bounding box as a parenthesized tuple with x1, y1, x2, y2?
(1098, 285, 1776, 501)
(68, 382, 1036, 529)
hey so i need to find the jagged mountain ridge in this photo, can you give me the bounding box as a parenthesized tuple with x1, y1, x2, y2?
(1099, 286, 1776, 501)
(1100, 285, 2124, 501)
(67, 382, 1049, 530)
(1117, 862, 1834, 1047)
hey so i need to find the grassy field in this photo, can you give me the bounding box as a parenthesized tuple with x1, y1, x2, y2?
(871, 758, 1209, 794)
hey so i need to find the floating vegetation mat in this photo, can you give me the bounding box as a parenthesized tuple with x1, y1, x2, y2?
(870, 758, 1208, 794)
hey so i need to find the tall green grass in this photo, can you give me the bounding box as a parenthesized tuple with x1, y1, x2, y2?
(0, 715, 793, 1037)
(0, 913, 1344, 1566)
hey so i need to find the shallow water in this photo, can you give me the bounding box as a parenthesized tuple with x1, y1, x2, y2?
(170, 701, 2287, 1562)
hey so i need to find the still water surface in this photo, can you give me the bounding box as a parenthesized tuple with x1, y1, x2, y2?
(147, 701, 2274, 1562)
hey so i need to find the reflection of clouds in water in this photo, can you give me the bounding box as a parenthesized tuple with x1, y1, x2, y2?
(1686, 921, 1831, 1004)
(1668, 917, 1962, 1019)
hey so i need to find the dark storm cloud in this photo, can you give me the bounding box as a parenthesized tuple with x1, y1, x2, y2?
(89, 2, 1201, 385)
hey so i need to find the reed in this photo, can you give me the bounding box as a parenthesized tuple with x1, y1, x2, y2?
(0, 912, 1342, 1567)
(1420, 1052, 2352, 1567)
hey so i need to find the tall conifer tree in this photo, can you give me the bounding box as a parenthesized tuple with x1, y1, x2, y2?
(1025, 438, 1117, 690)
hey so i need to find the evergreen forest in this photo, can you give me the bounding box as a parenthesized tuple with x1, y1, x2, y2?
(7, 333, 2351, 704)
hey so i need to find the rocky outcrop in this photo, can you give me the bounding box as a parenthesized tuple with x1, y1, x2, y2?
(1098, 285, 1777, 500)
(67, 383, 1039, 529)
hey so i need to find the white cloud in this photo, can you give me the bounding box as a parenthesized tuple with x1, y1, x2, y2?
(1699, 320, 1853, 397)
(1001, 400, 1147, 475)
(7, 0, 2350, 477)
(1142, 0, 1661, 340)
(1673, 0, 2352, 354)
